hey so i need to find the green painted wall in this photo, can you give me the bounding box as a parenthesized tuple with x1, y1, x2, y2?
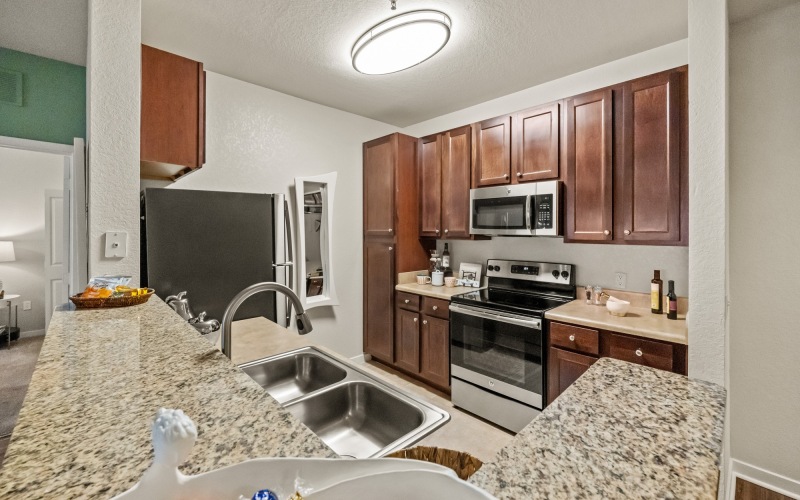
(0, 47, 86, 145)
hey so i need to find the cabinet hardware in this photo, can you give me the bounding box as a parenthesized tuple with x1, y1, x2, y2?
(635, 349, 643, 357)
(569, 334, 575, 341)
(504, 174, 509, 180)
(517, 172, 522, 178)
(435, 229, 440, 234)
(423, 320, 428, 325)
(603, 230, 610, 236)
(404, 299, 410, 304)
(624, 229, 631, 235)
(413, 317, 417, 322)
(388, 246, 393, 251)
(444, 229, 449, 234)
(432, 306, 438, 310)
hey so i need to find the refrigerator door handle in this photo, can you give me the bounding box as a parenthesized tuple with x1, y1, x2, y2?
(273, 262, 294, 268)
(283, 199, 294, 326)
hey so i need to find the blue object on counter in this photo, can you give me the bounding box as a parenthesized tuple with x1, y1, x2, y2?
(252, 489, 278, 500)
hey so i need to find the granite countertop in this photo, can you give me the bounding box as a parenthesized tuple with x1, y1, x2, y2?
(0, 299, 335, 499)
(469, 357, 726, 499)
(395, 282, 481, 300)
(546, 299, 688, 345)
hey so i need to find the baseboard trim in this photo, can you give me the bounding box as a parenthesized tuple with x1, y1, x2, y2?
(20, 329, 45, 338)
(349, 353, 369, 364)
(728, 459, 800, 499)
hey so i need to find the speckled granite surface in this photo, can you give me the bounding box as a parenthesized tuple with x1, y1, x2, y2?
(469, 357, 726, 499)
(0, 299, 334, 499)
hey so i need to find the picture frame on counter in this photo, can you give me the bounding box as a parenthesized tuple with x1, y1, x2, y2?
(459, 263, 482, 285)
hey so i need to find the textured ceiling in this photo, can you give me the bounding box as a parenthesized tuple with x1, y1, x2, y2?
(728, 0, 799, 23)
(0, 0, 88, 66)
(142, 0, 688, 127)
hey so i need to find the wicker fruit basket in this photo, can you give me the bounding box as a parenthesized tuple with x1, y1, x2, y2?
(69, 288, 155, 309)
(386, 446, 483, 480)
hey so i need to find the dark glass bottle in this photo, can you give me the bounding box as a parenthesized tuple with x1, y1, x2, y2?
(442, 243, 452, 277)
(651, 270, 664, 314)
(667, 280, 678, 320)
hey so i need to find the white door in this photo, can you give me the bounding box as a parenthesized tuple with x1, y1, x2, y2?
(45, 189, 66, 329)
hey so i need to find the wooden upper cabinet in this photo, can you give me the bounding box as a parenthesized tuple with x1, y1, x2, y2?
(364, 239, 395, 363)
(441, 126, 472, 239)
(141, 45, 205, 179)
(363, 135, 396, 237)
(513, 103, 560, 182)
(419, 134, 442, 238)
(565, 89, 614, 242)
(474, 116, 512, 187)
(620, 71, 681, 242)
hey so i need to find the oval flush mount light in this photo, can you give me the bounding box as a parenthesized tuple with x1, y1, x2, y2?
(352, 10, 452, 75)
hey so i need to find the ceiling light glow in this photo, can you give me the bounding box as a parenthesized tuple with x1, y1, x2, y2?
(352, 10, 452, 75)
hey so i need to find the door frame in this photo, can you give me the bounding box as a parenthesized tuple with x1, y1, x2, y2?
(0, 135, 88, 300)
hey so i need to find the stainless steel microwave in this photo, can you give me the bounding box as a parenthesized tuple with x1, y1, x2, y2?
(469, 181, 561, 236)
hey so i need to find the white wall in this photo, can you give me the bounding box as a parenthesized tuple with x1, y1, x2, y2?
(0, 147, 64, 335)
(403, 40, 690, 297)
(729, 1, 800, 491)
(171, 72, 396, 357)
(86, 0, 141, 284)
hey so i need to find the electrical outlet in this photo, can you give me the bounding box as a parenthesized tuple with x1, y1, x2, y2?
(23, 301, 31, 311)
(614, 272, 627, 289)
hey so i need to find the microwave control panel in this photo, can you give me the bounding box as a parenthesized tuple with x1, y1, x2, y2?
(535, 194, 553, 229)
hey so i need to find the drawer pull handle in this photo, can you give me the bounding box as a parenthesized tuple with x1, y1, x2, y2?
(432, 305, 438, 310)
(413, 317, 417, 323)
(635, 349, 643, 357)
(423, 320, 428, 325)
(569, 334, 575, 341)
(404, 299, 410, 304)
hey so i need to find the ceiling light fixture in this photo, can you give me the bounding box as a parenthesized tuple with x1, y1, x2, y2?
(352, 9, 452, 75)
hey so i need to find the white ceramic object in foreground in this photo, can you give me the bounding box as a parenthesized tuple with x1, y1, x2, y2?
(113, 408, 496, 500)
(606, 297, 631, 317)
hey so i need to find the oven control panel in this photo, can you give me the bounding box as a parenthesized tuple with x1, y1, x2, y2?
(486, 259, 574, 285)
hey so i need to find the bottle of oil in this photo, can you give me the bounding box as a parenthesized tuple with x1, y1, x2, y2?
(667, 280, 678, 320)
(442, 243, 452, 277)
(651, 270, 664, 314)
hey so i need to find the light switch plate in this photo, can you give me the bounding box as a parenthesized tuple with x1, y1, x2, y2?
(23, 301, 31, 310)
(104, 232, 128, 258)
(614, 272, 627, 289)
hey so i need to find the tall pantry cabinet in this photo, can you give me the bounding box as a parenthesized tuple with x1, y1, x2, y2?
(363, 134, 431, 364)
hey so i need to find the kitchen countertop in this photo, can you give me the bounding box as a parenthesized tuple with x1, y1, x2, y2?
(546, 299, 688, 345)
(395, 282, 481, 300)
(0, 299, 334, 499)
(470, 357, 726, 499)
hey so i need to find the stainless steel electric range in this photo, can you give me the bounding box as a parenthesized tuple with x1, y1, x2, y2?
(449, 259, 576, 432)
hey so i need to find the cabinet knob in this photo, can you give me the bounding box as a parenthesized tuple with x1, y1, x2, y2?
(386, 228, 392, 232)
(423, 320, 428, 325)
(404, 299, 410, 304)
(635, 348, 643, 357)
(517, 172, 523, 178)
(603, 230, 610, 236)
(624, 229, 631, 235)
(432, 305, 438, 310)
(504, 173, 509, 180)
(569, 334, 575, 341)
(444, 229, 449, 234)
(413, 317, 418, 323)
(388, 246, 393, 251)
(435, 228, 440, 234)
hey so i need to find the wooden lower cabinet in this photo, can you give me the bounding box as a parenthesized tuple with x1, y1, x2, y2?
(363, 239, 395, 364)
(395, 308, 420, 373)
(420, 315, 450, 389)
(547, 347, 598, 405)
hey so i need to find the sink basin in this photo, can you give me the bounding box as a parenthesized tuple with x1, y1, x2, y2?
(239, 351, 347, 404)
(285, 381, 424, 458)
(239, 347, 449, 458)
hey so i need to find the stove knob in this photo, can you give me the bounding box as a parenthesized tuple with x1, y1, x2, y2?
(495, 265, 501, 272)
(487, 265, 494, 272)
(552, 270, 560, 279)
(561, 271, 570, 279)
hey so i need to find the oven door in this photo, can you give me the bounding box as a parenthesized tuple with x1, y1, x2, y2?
(449, 303, 543, 409)
(470, 188, 532, 236)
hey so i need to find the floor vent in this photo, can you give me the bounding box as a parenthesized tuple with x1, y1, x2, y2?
(0, 68, 23, 106)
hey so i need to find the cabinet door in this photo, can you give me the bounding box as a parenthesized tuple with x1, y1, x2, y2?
(364, 239, 395, 363)
(141, 45, 205, 170)
(441, 126, 472, 239)
(565, 89, 613, 242)
(474, 116, 512, 187)
(419, 134, 442, 238)
(394, 308, 420, 373)
(547, 347, 597, 405)
(363, 135, 396, 238)
(620, 71, 681, 242)
(420, 316, 450, 388)
(513, 103, 560, 182)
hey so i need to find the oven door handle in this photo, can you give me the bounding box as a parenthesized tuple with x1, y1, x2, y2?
(449, 303, 541, 329)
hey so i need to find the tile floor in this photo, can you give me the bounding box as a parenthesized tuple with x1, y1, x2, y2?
(226, 317, 515, 463)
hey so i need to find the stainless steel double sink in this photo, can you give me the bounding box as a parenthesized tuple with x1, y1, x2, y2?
(239, 347, 450, 458)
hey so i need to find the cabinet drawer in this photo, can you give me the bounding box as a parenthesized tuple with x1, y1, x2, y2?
(550, 322, 599, 356)
(396, 292, 420, 312)
(421, 297, 449, 320)
(607, 333, 673, 372)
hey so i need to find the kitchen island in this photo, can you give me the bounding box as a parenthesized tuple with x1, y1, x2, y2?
(0, 298, 725, 499)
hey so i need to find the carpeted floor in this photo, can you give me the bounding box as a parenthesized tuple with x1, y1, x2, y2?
(0, 336, 44, 468)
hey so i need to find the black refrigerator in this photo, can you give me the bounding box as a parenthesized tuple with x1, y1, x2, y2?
(141, 188, 293, 324)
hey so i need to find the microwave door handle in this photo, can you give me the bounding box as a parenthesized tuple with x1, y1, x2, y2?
(526, 195, 533, 232)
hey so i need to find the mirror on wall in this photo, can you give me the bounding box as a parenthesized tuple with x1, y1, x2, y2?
(294, 172, 338, 309)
